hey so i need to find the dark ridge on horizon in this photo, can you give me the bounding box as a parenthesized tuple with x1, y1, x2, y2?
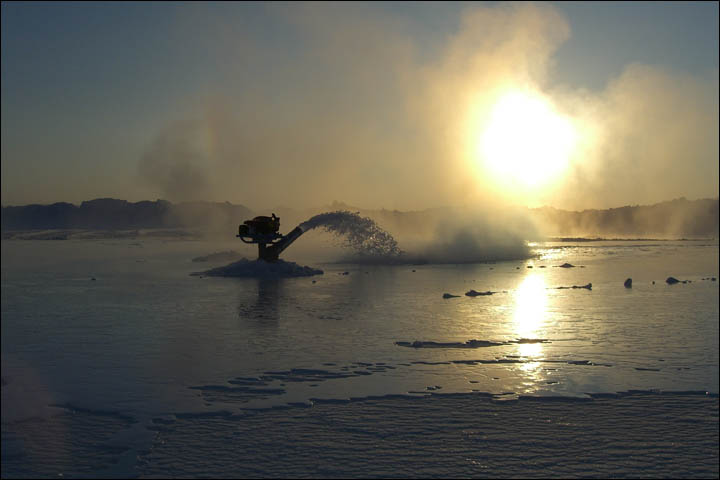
(0, 198, 252, 233)
(530, 197, 718, 237)
(1, 196, 718, 237)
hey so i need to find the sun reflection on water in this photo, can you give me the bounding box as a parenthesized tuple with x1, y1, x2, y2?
(513, 275, 548, 359)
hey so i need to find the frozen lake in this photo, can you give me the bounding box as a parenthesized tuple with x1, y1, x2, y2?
(2, 236, 718, 476)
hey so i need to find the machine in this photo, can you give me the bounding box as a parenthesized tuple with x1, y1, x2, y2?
(237, 214, 305, 262)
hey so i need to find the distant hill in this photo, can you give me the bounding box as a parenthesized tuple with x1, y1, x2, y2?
(2, 197, 717, 237)
(529, 197, 718, 237)
(1, 198, 253, 234)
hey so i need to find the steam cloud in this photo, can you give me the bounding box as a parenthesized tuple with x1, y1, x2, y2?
(136, 3, 717, 214)
(137, 120, 212, 202)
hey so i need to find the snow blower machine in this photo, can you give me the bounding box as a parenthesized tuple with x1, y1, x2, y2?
(237, 214, 305, 262)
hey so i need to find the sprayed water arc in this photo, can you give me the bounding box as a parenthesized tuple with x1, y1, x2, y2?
(193, 211, 403, 277)
(299, 211, 403, 258)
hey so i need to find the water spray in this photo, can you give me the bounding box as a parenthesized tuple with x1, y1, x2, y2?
(236, 211, 402, 262)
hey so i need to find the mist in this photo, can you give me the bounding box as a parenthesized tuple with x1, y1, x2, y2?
(270, 203, 536, 264)
(124, 3, 716, 261)
(548, 64, 719, 210)
(130, 2, 717, 217)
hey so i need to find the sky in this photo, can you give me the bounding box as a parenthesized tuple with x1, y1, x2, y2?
(1, 1, 718, 211)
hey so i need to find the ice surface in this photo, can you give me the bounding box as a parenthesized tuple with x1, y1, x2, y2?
(191, 258, 323, 277)
(191, 250, 242, 263)
(395, 338, 549, 348)
(1, 237, 718, 477)
(465, 289, 496, 296)
(139, 392, 718, 478)
(554, 282, 592, 290)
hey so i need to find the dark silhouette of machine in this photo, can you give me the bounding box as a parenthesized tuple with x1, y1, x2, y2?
(237, 214, 305, 262)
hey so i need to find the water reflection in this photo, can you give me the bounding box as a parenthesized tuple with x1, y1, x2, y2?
(513, 275, 548, 358)
(519, 360, 543, 383)
(237, 278, 282, 323)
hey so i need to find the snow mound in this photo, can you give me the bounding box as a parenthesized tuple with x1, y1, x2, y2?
(191, 258, 323, 277)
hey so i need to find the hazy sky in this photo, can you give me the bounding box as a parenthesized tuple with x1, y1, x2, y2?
(2, 1, 718, 210)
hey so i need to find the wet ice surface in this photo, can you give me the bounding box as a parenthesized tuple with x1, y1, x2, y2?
(2, 239, 718, 411)
(1, 238, 718, 476)
(190, 250, 242, 263)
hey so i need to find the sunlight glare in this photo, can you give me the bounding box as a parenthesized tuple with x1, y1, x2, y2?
(479, 91, 577, 189)
(513, 274, 548, 358)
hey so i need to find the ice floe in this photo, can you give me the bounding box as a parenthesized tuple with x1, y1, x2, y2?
(465, 289, 495, 297)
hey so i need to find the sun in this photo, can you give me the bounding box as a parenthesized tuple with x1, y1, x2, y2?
(478, 91, 577, 190)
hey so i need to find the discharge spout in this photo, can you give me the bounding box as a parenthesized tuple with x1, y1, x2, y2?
(259, 226, 305, 262)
